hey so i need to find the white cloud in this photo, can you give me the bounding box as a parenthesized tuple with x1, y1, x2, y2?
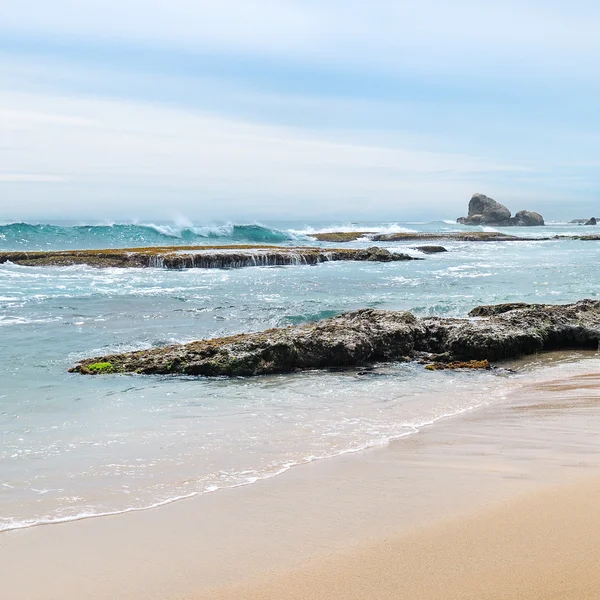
(0, 88, 532, 218)
(0, 174, 69, 182)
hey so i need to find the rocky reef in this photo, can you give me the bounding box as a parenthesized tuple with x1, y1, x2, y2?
(71, 300, 600, 377)
(0, 245, 418, 269)
(312, 231, 548, 243)
(457, 193, 545, 226)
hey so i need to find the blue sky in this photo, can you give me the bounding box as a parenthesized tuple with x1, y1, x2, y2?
(1, 0, 599, 220)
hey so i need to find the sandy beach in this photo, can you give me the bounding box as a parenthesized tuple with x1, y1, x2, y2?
(205, 477, 600, 600)
(2, 357, 600, 600)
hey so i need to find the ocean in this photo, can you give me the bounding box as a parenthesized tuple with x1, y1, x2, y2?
(1, 218, 599, 532)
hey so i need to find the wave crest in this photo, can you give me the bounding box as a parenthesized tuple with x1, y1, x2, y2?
(0, 221, 299, 250)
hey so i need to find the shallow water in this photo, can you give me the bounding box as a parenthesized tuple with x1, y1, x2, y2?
(1, 219, 599, 531)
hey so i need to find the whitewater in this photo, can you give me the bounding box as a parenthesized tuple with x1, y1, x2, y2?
(1, 218, 599, 532)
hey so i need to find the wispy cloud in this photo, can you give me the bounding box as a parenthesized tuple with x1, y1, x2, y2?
(0, 0, 598, 219)
(0, 174, 69, 183)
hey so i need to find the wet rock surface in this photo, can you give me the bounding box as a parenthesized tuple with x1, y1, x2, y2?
(0, 245, 417, 269)
(71, 300, 600, 377)
(468, 303, 539, 317)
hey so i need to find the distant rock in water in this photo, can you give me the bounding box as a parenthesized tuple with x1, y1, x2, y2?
(457, 193, 545, 226)
(412, 245, 448, 254)
(457, 193, 511, 226)
(569, 218, 597, 226)
(512, 210, 545, 227)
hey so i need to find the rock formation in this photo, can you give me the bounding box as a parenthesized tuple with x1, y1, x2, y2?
(70, 300, 600, 377)
(457, 193, 545, 226)
(457, 193, 511, 225)
(512, 210, 545, 226)
(0, 246, 418, 269)
(586, 217, 597, 226)
(412, 245, 448, 253)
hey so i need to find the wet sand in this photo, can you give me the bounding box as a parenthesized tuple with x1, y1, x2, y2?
(2, 355, 600, 600)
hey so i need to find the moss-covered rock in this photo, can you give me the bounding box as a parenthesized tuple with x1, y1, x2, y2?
(80, 362, 117, 374)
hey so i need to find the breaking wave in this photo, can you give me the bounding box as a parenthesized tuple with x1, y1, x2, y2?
(0, 221, 300, 250)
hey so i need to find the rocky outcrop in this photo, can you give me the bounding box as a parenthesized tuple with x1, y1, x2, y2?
(412, 245, 448, 254)
(512, 210, 545, 226)
(70, 300, 600, 377)
(0, 246, 418, 269)
(468, 303, 538, 317)
(457, 194, 545, 226)
(586, 217, 597, 226)
(570, 218, 597, 225)
(457, 193, 511, 226)
(311, 231, 540, 243)
(370, 232, 540, 242)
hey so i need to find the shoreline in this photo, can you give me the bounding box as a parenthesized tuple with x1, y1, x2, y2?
(3, 358, 600, 599)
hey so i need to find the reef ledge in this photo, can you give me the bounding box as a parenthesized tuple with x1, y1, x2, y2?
(0, 245, 418, 269)
(70, 300, 600, 377)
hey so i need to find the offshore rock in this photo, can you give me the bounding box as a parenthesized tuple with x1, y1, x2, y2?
(71, 300, 600, 377)
(0, 245, 418, 270)
(457, 193, 545, 226)
(586, 217, 597, 226)
(511, 210, 545, 226)
(412, 245, 448, 253)
(370, 232, 535, 242)
(457, 193, 511, 225)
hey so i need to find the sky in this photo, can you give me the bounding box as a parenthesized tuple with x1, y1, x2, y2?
(1, 0, 599, 221)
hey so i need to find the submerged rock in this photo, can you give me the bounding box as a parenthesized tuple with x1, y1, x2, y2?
(71, 300, 600, 377)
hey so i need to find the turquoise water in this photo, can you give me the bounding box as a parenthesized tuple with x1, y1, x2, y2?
(1, 220, 599, 531)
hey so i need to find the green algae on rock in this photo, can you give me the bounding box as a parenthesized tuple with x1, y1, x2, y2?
(424, 359, 491, 371)
(70, 300, 600, 378)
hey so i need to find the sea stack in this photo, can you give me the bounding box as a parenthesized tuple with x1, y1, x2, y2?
(457, 193, 545, 226)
